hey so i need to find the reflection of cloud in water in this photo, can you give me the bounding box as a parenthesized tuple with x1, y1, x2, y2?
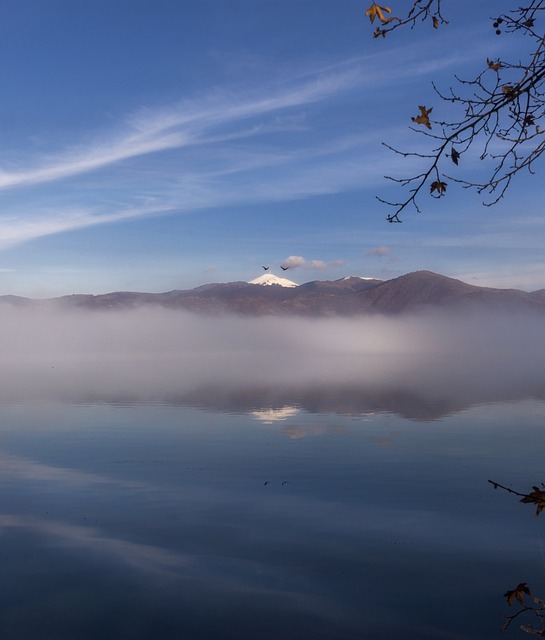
(251, 405, 299, 423)
(282, 424, 347, 440)
(0, 453, 145, 489)
(0, 514, 193, 578)
(366, 432, 397, 450)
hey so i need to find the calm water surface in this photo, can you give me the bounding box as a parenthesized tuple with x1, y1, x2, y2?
(0, 387, 544, 639)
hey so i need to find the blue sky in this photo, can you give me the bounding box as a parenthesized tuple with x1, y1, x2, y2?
(0, 0, 542, 296)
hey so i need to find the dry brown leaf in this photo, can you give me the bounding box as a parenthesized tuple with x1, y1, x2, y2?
(520, 486, 545, 516)
(430, 180, 447, 195)
(411, 105, 433, 129)
(487, 58, 502, 72)
(504, 583, 531, 606)
(365, 3, 394, 24)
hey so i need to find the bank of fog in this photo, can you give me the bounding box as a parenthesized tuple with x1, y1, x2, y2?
(0, 306, 543, 400)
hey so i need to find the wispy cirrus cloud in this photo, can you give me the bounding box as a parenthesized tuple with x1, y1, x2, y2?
(0, 203, 176, 250)
(0, 38, 472, 195)
(0, 67, 362, 193)
(0, 43, 477, 250)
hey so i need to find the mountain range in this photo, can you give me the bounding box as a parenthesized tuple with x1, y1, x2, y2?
(4, 270, 545, 315)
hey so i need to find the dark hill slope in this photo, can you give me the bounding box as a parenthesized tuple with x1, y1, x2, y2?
(361, 270, 542, 313)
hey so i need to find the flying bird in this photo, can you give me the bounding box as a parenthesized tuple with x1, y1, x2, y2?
(281, 265, 289, 271)
(262, 266, 269, 271)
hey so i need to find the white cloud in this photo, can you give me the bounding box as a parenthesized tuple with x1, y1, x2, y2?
(281, 256, 345, 270)
(366, 245, 391, 257)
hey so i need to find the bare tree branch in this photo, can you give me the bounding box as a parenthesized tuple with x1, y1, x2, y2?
(488, 480, 545, 635)
(364, 1, 545, 222)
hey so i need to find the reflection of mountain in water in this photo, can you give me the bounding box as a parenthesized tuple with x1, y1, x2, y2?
(153, 382, 545, 422)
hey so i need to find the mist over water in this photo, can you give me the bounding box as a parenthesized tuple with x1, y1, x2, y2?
(2, 306, 545, 639)
(1, 305, 544, 409)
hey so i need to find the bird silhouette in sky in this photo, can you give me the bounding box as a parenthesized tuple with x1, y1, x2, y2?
(262, 266, 269, 271)
(281, 265, 289, 271)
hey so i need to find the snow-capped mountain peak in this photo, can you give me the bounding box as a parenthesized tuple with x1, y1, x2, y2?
(248, 273, 298, 287)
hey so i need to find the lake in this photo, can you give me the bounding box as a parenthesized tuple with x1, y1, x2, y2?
(0, 307, 544, 638)
(0, 383, 544, 639)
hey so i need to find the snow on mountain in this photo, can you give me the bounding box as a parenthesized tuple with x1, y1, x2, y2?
(248, 273, 298, 287)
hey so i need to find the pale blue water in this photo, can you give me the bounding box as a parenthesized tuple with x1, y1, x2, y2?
(0, 387, 543, 639)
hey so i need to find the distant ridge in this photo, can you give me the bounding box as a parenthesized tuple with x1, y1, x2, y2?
(2, 270, 545, 316)
(363, 270, 537, 313)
